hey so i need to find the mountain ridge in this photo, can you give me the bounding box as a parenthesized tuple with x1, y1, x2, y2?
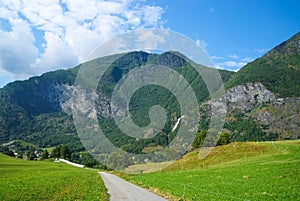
(225, 32, 300, 97)
(0, 32, 299, 159)
(264, 31, 300, 58)
(0, 51, 234, 151)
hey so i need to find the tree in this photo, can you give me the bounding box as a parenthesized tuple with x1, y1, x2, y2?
(6, 150, 15, 157)
(28, 152, 36, 160)
(217, 132, 231, 146)
(50, 145, 71, 159)
(0, 146, 15, 157)
(51, 146, 60, 158)
(40, 149, 49, 160)
(191, 131, 207, 149)
(60, 145, 71, 160)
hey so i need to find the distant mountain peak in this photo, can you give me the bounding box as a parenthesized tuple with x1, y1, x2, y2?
(225, 31, 300, 97)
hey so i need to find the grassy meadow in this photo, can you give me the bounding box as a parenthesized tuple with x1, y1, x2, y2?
(0, 154, 108, 201)
(126, 140, 300, 200)
(1, 140, 299, 201)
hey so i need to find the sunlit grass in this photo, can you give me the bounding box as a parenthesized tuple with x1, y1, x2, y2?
(126, 140, 300, 200)
(0, 154, 108, 201)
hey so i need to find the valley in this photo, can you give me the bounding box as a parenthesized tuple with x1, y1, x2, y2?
(1, 140, 298, 200)
(0, 31, 299, 200)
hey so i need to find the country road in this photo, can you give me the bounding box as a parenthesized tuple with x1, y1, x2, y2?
(99, 172, 167, 201)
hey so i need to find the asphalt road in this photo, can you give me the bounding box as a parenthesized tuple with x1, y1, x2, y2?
(99, 172, 167, 201)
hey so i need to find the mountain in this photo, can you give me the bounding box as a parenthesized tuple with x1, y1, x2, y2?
(199, 32, 300, 142)
(1, 32, 299, 161)
(201, 82, 300, 142)
(0, 51, 234, 152)
(225, 32, 300, 97)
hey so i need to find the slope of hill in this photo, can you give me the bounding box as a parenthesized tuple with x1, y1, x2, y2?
(126, 140, 300, 200)
(1, 32, 299, 166)
(225, 32, 300, 97)
(0, 51, 234, 153)
(197, 32, 300, 141)
(200, 82, 300, 141)
(0, 153, 108, 200)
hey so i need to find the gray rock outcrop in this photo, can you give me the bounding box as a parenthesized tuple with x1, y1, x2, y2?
(207, 82, 276, 114)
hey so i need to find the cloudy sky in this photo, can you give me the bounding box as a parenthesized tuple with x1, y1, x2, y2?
(0, 0, 299, 88)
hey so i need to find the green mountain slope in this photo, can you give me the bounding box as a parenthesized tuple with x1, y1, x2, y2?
(0, 51, 234, 152)
(225, 32, 300, 97)
(1, 30, 299, 163)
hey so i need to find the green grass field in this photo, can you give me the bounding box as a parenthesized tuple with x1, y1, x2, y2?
(126, 141, 300, 200)
(1, 141, 299, 200)
(0, 154, 108, 201)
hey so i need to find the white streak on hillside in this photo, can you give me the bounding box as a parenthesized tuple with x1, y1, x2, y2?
(172, 115, 185, 132)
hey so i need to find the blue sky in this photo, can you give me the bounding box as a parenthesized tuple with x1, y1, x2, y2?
(150, 0, 300, 71)
(0, 0, 299, 88)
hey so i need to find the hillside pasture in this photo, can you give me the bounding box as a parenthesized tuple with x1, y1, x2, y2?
(126, 141, 300, 200)
(0, 154, 108, 201)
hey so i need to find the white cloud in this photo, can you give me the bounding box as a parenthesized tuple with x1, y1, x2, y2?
(228, 54, 239, 59)
(34, 32, 78, 73)
(216, 61, 247, 69)
(213, 53, 254, 72)
(211, 56, 223, 60)
(136, 29, 166, 49)
(142, 5, 165, 27)
(214, 60, 247, 71)
(0, 0, 165, 85)
(195, 39, 207, 51)
(0, 18, 38, 76)
(241, 57, 254, 62)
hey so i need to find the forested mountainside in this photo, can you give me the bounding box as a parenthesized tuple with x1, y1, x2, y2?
(0, 51, 233, 152)
(225, 32, 300, 97)
(1, 32, 299, 164)
(196, 32, 300, 145)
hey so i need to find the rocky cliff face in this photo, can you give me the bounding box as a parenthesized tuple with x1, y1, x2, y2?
(250, 97, 300, 139)
(207, 82, 276, 114)
(203, 82, 299, 140)
(60, 84, 111, 119)
(60, 80, 299, 141)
